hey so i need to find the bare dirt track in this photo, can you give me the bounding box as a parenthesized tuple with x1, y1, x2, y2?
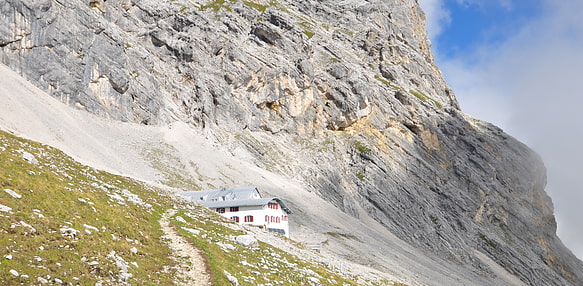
(160, 209, 211, 286)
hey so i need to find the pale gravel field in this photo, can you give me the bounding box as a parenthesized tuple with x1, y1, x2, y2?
(0, 63, 524, 286)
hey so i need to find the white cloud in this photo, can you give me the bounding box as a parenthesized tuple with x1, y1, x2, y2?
(430, 0, 583, 260)
(502, 0, 583, 261)
(418, 0, 451, 40)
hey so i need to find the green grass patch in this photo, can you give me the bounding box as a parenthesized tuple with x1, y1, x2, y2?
(355, 170, 366, 181)
(243, 0, 269, 12)
(337, 28, 354, 37)
(302, 29, 316, 39)
(319, 138, 335, 152)
(409, 89, 443, 109)
(298, 21, 316, 39)
(353, 140, 371, 156)
(199, 0, 235, 12)
(130, 70, 139, 80)
(409, 89, 427, 102)
(374, 75, 401, 90)
(429, 215, 438, 225)
(0, 130, 176, 285)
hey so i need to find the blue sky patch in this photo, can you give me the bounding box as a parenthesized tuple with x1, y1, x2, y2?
(436, 0, 543, 59)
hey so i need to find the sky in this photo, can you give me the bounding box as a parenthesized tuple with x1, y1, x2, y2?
(418, 0, 583, 260)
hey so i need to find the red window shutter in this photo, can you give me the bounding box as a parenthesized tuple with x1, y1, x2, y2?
(250, 215, 253, 222)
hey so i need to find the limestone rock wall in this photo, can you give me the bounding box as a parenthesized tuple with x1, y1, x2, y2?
(0, 0, 456, 129)
(1, 0, 581, 285)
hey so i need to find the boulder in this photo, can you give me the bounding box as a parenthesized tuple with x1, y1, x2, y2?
(234, 235, 259, 248)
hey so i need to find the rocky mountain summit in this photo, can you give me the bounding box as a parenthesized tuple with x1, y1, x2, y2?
(1, 0, 582, 285)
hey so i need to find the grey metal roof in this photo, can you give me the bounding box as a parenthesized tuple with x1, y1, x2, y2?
(180, 186, 292, 214)
(181, 186, 260, 202)
(200, 197, 273, 208)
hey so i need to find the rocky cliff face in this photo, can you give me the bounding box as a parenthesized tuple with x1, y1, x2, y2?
(1, 0, 582, 285)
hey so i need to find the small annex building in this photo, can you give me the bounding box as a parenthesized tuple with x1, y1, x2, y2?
(181, 187, 292, 236)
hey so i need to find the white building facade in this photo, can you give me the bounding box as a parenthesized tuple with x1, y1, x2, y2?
(181, 187, 291, 236)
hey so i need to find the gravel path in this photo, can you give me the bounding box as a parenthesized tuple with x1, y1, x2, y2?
(160, 209, 211, 286)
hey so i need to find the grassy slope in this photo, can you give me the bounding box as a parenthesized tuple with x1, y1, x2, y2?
(0, 130, 177, 285)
